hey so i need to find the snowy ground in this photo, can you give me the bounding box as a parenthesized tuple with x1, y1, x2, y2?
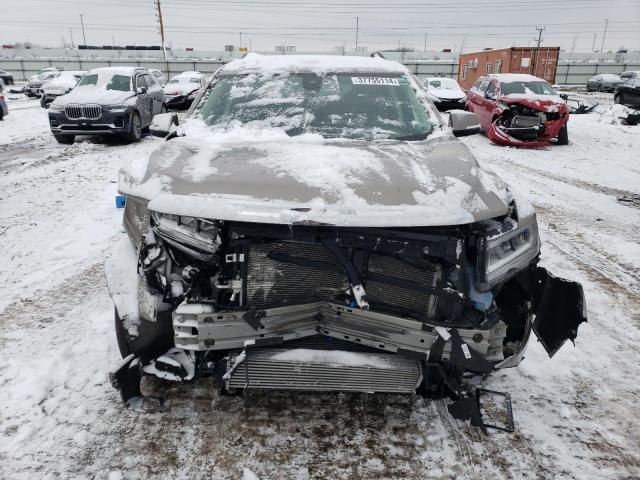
(1, 94, 639, 480)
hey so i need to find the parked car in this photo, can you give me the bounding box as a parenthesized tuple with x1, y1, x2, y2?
(163, 72, 207, 110)
(614, 78, 640, 107)
(25, 71, 61, 97)
(0, 68, 14, 85)
(586, 73, 623, 92)
(466, 74, 569, 147)
(28, 66, 65, 82)
(423, 77, 466, 111)
(150, 69, 166, 86)
(620, 70, 640, 81)
(0, 93, 7, 120)
(40, 70, 87, 108)
(47, 66, 166, 144)
(106, 54, 585, 417)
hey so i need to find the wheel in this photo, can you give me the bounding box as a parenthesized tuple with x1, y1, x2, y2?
(114, 308, 132, 358)
(54, 134, 74, 144)
(557, 124, 569, 145)
(125, 111, 142, 143)
(614, 94, 622, 104)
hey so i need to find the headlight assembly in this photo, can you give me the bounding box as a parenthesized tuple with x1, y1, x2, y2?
(150, 211, 221, 260)
(104, 104, 128, 111)
(476, 217, 540, 291)
(49, 103, 64, 112)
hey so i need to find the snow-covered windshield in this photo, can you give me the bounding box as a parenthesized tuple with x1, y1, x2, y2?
(197, 73, 433, 140)
(501, 81, 556, 96)
(77, 73, 132, 92)
(169, 77, 201, 84)
(428, 78, 460, 90)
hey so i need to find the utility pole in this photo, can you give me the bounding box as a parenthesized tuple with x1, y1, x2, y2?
(600, 18, 608, 53)
(355, 17, 359, 52)
(79, 14, 86, 46)
(533, 26, 545, 75)
(239, 31, 243, 49)
(424, 32, 427, 52)
(154, 0, 167, 61)
(535, 26, 545, 48)
(69, 27, 74, 48)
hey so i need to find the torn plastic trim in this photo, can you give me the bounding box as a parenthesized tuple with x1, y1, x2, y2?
(532, 267, 587, 357)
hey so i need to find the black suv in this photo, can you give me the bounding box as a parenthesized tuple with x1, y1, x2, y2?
(48, 66, 166, 144)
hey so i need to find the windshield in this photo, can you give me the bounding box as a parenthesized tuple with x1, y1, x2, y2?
(196, 72, 432, 140)
(169, 77, 201, 84)
(77, 72, 132, 91)
(501, 81, 556, 96)
(428, 78, 460, 90)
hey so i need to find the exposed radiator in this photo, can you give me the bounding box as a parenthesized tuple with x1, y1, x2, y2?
(245, 241, 441, 319)
(226, 347, 423, 394)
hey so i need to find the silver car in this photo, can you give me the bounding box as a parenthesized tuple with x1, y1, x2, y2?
(107, 55, 586, 427)
(586, 73, 624, 92)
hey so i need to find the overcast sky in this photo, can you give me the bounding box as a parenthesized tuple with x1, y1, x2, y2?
(0, 0, 638, 53)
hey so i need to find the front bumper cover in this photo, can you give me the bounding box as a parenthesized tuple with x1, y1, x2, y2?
(48, 108, 134, 135)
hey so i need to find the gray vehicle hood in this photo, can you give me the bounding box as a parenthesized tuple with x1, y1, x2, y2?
(119, 132, 515, 227)
(52, 86, 135, 107)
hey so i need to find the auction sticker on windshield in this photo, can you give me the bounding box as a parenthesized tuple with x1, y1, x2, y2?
(351, 77, 400, 86)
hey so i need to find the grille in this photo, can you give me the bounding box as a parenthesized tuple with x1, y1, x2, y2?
(245, 241, 441, 320)
(226, 347, 422, 393)
(64, 104, 102, 120)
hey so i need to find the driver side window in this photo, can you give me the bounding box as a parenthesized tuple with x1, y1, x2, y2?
(136, 75, 148, 90)
(485, 82, 497, 98)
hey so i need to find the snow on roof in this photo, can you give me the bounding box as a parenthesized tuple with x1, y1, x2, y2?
(221, 53, 407, 75)
(488, 73, 545, 83)
(86, 66, 141, 75)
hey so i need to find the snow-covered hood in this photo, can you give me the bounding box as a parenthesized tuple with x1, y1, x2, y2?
(52, 86, 135, 106)
(119, 131, 513, 227)
(43, 77, 78, 93)
(501, 94, 568, 113)
(164, 84, 200, 96)
(429, 88, 466, 100)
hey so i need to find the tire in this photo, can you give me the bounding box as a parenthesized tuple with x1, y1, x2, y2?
(114, 308, 132, 358)
(54, 134, 74, 144)
(125, 111, 142, 143)
(557, 124, 569, 146)
(0, 109, 3, 121)
(614, 94, 622, 104)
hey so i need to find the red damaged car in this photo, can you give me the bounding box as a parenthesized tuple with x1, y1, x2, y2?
(466, 74, 569, 147)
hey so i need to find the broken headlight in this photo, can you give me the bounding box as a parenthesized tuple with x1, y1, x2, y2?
(150, 211, 221, 260)
(476, 217, 540, 291)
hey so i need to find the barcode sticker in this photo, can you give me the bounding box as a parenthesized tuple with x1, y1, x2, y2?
(351, 77, 400, 86)
(461, 344, 472, 359)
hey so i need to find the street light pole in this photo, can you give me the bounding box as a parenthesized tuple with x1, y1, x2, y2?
(355, 17, 359, 52)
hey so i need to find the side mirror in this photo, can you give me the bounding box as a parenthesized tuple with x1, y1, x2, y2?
(559, 93, 569, 101)
(150, 112, 179, 138)
(136, 86, 148, 95)
(485, 91, 496, 100)
(450, 110, 481, 137)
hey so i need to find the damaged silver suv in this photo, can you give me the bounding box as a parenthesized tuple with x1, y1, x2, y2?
(106, 54, 585, 425)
